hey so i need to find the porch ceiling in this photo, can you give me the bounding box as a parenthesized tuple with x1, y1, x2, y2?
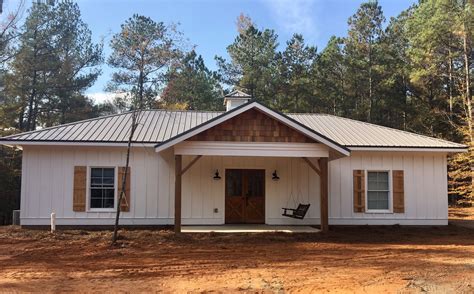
(173, 141, 329, 158)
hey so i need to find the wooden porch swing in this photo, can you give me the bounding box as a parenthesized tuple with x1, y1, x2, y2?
(281, 159, 311, 219)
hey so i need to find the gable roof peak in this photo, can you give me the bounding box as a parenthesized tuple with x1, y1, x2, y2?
(225, 90, 252, 98)
(223, 90, 253, 111)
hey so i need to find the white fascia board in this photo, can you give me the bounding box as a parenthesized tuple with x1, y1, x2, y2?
(348, 146, 468, 153)
(155, 102, 350, 156)
(0, 141, 156, 148)
(174, 141, 329, 157)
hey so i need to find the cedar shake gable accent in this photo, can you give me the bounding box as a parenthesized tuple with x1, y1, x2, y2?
(155, 102, 351, 156)
(187, 108, 315, 143)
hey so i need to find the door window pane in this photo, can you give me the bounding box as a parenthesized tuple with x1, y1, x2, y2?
(226, 170, 242, 197)
(246, 170, 264, 197)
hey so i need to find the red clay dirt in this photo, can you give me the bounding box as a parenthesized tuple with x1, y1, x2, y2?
(1, 222, 473, 293)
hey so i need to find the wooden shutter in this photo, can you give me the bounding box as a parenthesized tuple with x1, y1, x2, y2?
(353, 170, 365, 212)
(118, 167, 131, 212)
(73, 166, 87, 212)
(392, 170, 405, 213)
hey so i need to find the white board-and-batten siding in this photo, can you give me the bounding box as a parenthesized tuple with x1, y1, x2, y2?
(19, 146, 448, 226)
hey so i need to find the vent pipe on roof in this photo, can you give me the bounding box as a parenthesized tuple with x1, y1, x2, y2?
(223, 90, 252, 111)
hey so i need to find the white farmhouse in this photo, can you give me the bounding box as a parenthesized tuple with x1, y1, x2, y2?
(0, 91, 467, 232)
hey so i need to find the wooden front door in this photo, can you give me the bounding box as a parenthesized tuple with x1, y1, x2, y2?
(225, 169, 265, 224)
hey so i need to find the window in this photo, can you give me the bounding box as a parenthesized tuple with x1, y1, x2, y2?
(367, 171, 390, 211)
(90, 167, 115, 209)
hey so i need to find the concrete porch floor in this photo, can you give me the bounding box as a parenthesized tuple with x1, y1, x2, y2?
(181, 225, 321, 233)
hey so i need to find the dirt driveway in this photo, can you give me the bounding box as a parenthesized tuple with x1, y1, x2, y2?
(1, 224, 473, 293)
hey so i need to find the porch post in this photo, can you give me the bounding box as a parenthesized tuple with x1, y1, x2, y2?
(175, 155, 182, 233)
(319, 157, 329, 233)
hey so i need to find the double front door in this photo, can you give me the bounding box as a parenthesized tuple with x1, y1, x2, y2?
(225, 169, 265, 224)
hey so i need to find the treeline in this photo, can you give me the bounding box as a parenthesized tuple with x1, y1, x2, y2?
(0, 0, 472, 223)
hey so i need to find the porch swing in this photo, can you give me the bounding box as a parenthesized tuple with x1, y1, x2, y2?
(281, 160, 311, 220)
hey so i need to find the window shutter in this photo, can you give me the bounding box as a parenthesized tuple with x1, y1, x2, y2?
(353, 170, 365, 212)
(118, 167, 131, 212)
(73, 166, 87, 212)
(392, 170, 405, 213)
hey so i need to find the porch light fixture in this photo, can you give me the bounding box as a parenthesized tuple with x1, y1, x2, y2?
(272, 170, 280, 181)
(213, 170, 221, 180)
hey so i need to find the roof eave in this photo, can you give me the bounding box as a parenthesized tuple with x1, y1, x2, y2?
(348, 146, 468, 153)
(0, 140, 157, 148)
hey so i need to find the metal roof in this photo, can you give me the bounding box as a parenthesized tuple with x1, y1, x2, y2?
(0, 110, 221, 144)
(0, 107, 467, 150)
(289, 113, 466, 149)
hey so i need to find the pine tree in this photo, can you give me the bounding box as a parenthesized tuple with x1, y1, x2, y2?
(160, 50, 223, 111)
(344, 1, 385, 122)
(216, 16, 278, 105)
(4, 0, 103, 131)
(276, 34, 317, 113)
(312, 36, 347, 115)
(107, 14, 183, 109)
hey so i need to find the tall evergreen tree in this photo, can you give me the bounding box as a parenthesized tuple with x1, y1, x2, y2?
(344, 0, 386, 122)
(312, 36, 347, 115)
(4, 0, 103, 131)
(276, 34, 317, 112)
(160, 50, 223, 111)
(107, 14, 182, 109)
(216, 16, 278, 105)
(47, 0, 103, 125)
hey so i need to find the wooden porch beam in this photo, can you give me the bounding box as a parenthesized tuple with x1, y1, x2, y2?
(319, 158, 329, 233)
(302, 157, 321, 176)
(180, 155, 202, 176)
(174, 155, 182, 233)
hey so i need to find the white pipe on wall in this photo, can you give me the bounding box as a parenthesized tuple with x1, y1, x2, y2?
(50, 212, 56, 233)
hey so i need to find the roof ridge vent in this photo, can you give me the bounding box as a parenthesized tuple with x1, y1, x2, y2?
(223, 90, 252, 111)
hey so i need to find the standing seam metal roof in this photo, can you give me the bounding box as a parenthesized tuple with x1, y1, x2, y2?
(0, 108, 467, 149)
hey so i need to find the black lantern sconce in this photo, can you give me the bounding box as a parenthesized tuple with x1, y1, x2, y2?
(213, 169, 221, 180)
(272, 170, 280, 181)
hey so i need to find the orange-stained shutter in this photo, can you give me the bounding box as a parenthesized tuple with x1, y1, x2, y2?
(392, 170, 405, 213)
(73, 166, 87, 212)
(353, 170, 365, 212)
(118, 167, 131, 212)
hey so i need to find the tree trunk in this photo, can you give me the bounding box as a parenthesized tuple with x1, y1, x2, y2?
(462, 24, 473, 200)
(111, 112, 135, 244)
(112, 63, 145, 244)
(367, 39, 373, 123)
(448, 50, 454, 116)
(26, 72, 37, 131)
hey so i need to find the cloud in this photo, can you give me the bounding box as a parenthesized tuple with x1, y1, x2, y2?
(264, 0, 319, 37)
(86, 92, 129, 104)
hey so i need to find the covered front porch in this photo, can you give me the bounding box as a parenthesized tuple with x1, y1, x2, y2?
(170, 142, 331, 233)
(154, 101, 350, 233)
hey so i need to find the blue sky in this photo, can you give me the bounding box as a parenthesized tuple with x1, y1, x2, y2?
(6, 0, 417, 102)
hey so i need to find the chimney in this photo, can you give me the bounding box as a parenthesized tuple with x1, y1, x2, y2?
(223, 90, 252, 111)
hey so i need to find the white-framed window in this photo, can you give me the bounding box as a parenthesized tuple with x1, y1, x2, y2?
(366, 171, 391, 212)
(88, 167, 117, 211)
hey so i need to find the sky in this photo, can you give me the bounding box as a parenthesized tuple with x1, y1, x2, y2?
(4, 0, 417, 103)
